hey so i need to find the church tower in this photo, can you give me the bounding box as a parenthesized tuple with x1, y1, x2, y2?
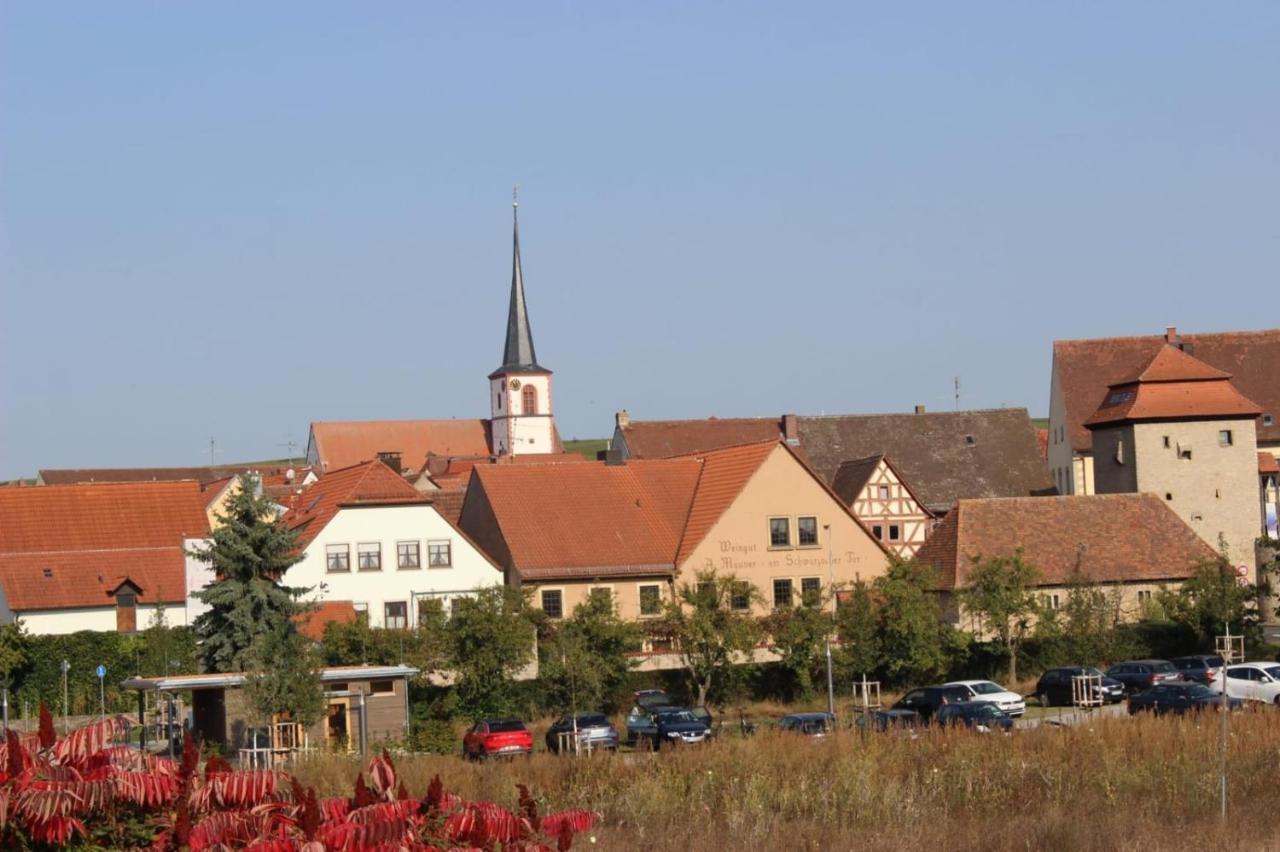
(489, 194, 556, 456)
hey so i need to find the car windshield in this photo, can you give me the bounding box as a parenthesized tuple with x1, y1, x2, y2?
(1173, 659, 1200, 670)
(659, 711, 697, 724)
(573, 714, 609, 727)
(1152, 662, 1176, 673)
(970, 682, 1004, 695)
(488, 721, 526, 733)
(1182, 684, 1215, 699)
(1207, 656, 1224, 667)
(1265, 666, 1280, 681)
(1083, 667, 1106, 678)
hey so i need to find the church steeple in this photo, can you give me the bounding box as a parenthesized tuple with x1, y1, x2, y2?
(496, 190, 543, 374)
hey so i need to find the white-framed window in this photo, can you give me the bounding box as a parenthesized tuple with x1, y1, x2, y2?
(588, 585, 614, 612)
(325, 544, 350, 573)
(397, 541, 420, 570)
(730, 581, 751, 612)
(1136, 589, 1153, 605)
(769, 517, 791, 548)
(357, 542, 381, 571)
(352, 602, 368, 624)
(772, 578, 793, 609)
(1219, 430, 1234, 447)
(888, 524, 900, 541)
(797, 516, 819, 547)
(1041, 593, 1060, 610)
(540, 588, 564, 619)
(872, 525, 884, 540)
(384, 600, 408, 630)
(877, 485, 890, 499)
(638, 583, 662, 617)
(428, 540, 452, 568)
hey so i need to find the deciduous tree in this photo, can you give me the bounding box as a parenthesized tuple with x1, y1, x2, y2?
(539, 590, 641, 713)
(958, 550, 1041, 681)
(833, 580, 881, 683)
(875, 559, 951, 685)
(446, 586, 537, 718)
(656, 571, 762, 707)
(762, 588, 832, 701)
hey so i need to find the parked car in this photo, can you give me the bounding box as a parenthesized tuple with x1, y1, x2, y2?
(1105, 660, 1182, 694)
(890, 684, 973, 724)
(632, 689, 672, 711)
(934, 701, 1015, 733)
(1128, 682, 1242, 716)
(1034, 666, 1125, 707)
(857, 708, 922, 733)
(544, 713, 619, 754)
(626, 705, 711, 748)
(690, 706, 715, 736)
(1170, 655, 1226, 686)
(462, 719, 533, 759)
(778, 712, 835, 737)
(1211, 662, 1280, 704)
(943, 679, 1026, 717)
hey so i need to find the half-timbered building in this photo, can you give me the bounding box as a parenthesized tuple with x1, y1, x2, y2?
(830, 455, 934, 558)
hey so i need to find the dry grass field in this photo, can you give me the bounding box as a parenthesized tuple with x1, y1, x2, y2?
(290, 708, 1280, 851)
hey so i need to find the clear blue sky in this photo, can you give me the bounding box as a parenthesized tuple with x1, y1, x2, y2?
(2, 3, 1277, 478)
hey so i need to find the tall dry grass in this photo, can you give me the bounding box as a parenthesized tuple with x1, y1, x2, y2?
(291, 708, 1280, 850)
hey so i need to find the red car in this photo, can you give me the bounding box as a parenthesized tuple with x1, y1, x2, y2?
(462, 719, 534, 759)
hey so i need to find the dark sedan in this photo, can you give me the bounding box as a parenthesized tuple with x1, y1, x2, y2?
(1106, 660, 1182, 694)
(1035, 666, 1125, 707)
(544, 713, 619, 754)
(778, 712, 835, 737)
(857, 708, 922, 732)
(891, 685, 973, 724)
(1128, 683, 1242, 716)
(934, 701, 1014, 733)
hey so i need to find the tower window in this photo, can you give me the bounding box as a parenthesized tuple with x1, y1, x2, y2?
(1163, 436, 1170, 448)
(1265, 415, 1274, 426)
(522, 385, 538, 415)
(1219, 430, 1233, 447)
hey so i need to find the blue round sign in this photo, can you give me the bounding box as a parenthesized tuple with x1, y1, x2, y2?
(95, 665, 106, 679)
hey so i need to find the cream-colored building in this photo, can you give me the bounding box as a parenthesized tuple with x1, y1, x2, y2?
(1085, 344, 1263, 577)
(1049, 327, 1280, 497)
(916, 494, 1219, 632)
(458, 441, 892, 625)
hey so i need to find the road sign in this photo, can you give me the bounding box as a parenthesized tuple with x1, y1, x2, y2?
(95, 665, 106, 679)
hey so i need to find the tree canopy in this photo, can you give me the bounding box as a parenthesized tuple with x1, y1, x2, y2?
(958, 550, 1041, 681)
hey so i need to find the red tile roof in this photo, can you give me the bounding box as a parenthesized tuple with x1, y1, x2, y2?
(916, 494, 1218, 590)
(37, 464, 313, 487)
(468, 458, 704, 580)
(1260, 452, 1280, 475)
(0, 481, 210, 611)
(284, 461, 429, 551)
(675, 442, 778, 565)
(296, 600, 358, 642)
(1084, 345, 1262, 429)
(308, 420, 494, 472)
(1054, 328, 1280, 452)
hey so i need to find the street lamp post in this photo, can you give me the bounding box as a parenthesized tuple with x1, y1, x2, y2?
(824, 524, 835, 717)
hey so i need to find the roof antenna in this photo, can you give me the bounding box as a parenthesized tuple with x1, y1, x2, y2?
(206, 437, 224, 467)
(512, 184, 519, 209)
(954, 376, 961, 411)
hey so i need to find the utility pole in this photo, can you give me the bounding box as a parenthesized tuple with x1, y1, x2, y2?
(824, 524, 835, 717)
(1219, 620, 1230, 819)
(60, 659, 70, 733)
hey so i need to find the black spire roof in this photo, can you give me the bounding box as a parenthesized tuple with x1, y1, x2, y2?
(491, 195, 548, 378)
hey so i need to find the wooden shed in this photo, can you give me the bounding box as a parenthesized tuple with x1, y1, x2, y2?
(123, 664, 417, 763)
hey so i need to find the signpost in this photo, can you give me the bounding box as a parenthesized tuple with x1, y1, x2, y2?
(96, 664, 107, 720)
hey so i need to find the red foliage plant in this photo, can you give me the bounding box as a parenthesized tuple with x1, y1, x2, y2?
(0, 715, 599, 850)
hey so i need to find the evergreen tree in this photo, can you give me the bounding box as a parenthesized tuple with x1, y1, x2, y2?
(191, 481, 312, 673)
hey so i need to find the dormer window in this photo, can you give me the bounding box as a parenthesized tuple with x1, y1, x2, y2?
(115, 588, 138, 633)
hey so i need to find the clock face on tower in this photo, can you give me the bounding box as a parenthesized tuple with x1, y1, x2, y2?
(509, 378, 522, 390)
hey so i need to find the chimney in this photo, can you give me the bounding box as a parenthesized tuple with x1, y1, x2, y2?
(605, 448, 626, 466)
(615, 409, 630, 429)
(914, 405, 926, 415)
(376, 452, 403, 473)
(782, 414, 800, 445)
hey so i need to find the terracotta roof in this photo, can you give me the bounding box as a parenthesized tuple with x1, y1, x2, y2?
(1261, 453, 1280, 475)
(36, 463, 311, 487)
(796, 410, 1054, 512)
(296, 600, 358, 642)
(284, 461, 429, 551)
(916, 494, 1218, 590)
(618, 417, 783, 458)
(425, 487, 468, 526)
(467, 458, 703, 579)
(0, 481, 210, 611)
(308, 420, 493, 472)
(1084, 345, 1262, 429)
(1054, 328, 1280, 452)
(674, 442, 778, 565)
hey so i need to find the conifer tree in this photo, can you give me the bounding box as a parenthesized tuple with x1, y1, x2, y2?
(191, 480, 312, 673)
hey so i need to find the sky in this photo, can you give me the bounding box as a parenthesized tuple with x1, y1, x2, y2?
(2, 3, 1278, 478)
